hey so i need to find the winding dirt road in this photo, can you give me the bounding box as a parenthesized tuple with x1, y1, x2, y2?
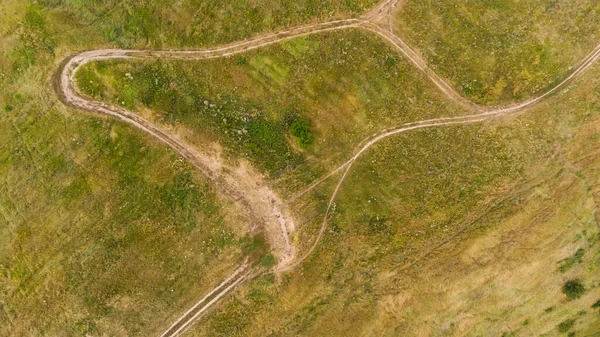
(54, 0, 600, 334)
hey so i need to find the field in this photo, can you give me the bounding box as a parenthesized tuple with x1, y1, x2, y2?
(395, 0, 600, 105)
(0, 0, 378, 335)
(39, 0, 378, 48)
(75, 29, 466, 183)
(77, 29, 600, 337)
(2, 0, 600, 336)
(190, 58, 600, 336)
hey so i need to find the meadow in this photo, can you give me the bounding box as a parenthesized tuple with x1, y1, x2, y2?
(2, 0, 600, 336)
(79, 28, 600, 337)
(190, 57, 600, 336)
(39, 0, 378, 48)
(395, 0, 600, 105)
(0, 0, 378, 335)
(76, 29, 466, 187)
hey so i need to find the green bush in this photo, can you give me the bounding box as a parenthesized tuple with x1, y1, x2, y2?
(245, 118, 297, 175)
(562, 279, 586, 300)
(557, 319, 575, 333)
(290, 118, 314, 148)
(242, 235, 270, 256)
(592, 299, 600, 309)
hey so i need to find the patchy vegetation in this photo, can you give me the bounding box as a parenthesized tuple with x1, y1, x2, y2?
(558, 248, 585, 273)
(3, 0, 600, 336)
(0, 0, 380, 335)
(290, 118, 314, 148)
(396, 0, 600, 104)
(1, 106, 248, 335)
(76, 30, 466, 180)
(557, 318, 575, 333)
(38, 0, 377, 48)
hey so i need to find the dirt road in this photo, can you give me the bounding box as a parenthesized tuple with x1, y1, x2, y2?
(159, 259, 250, 337)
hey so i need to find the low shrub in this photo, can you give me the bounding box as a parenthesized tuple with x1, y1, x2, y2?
(562, 279, 586, 300)
(290, 118, 314, 148)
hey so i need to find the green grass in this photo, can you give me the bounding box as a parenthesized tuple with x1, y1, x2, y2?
(396, 0, 600, 104)
(0, 105, 250, 335)
(75, 65, 106, 100)
(38, 0, 378, 48)
(558, 248, 585, 273)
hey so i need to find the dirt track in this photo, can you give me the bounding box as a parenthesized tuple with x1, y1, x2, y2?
(53, 0, 600, 334)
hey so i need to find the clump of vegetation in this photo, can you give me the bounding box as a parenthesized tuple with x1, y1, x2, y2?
(74, 66, 106, 100)
(242, 234, 277, 268)
(290, 118, 314, 148)
(557, 319, 575, 333)
(562, 279, 586, 300)
(242, 234, 270, 256)
(244, 118, 300, 176)
(558, 248, 585, 273)
(259, 253, 276, 267)
(592, 299, 600, 309)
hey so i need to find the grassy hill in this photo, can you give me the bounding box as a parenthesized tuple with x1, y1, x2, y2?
(78, 30, 600, 337)
(1, 0, 599, 336)
(0, 0, 378, 335)
(395, 0, 600, 105)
